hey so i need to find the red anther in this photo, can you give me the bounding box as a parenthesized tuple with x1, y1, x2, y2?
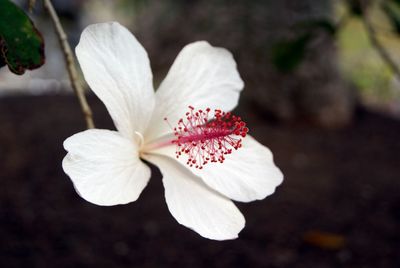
(170, 106, 249, 169)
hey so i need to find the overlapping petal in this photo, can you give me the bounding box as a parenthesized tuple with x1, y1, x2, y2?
(194, 136, 283, 202)
(145, 41, 244, 142)
(147, 135, 283, 202)
(143, 154, 245, 240)
(63, 22, 283, 241)
(63, 129, 151, 206)
(76, 22, 155, 139)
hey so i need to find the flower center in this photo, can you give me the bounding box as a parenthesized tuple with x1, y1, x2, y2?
(134, 131, 144, 150)
(167, 106, 249, 169)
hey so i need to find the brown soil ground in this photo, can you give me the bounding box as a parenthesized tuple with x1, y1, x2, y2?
(0, 95, 399, 268)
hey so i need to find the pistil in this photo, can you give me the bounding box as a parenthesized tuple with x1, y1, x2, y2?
(169, 106, 248, 169)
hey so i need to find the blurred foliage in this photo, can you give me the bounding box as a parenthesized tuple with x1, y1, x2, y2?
(271, 19, 336, 73)
(338, 0, 400, 106)
(296, 19, 337, 36)
(381, 0, 400, 34)
(116, 0, 148, 12)
(347, 0, 363, 16)
(271, 34, 312, 73)
(258, 0, 400, 113)
(0, 0, 44, 75)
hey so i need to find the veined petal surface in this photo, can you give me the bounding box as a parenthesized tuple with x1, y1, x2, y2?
(147, 135, 283, 202)
(76, 22, 155, 139)
(146, 41, 244, 142)
(143, 154, 245, 240)
(63, 129, 150, 206)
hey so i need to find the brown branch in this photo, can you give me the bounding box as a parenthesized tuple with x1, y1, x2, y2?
(43, 0, 95, 129)
(361, 1, 400, 78)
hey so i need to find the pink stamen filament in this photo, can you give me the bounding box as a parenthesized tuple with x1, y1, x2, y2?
(165, 106, 249, 169)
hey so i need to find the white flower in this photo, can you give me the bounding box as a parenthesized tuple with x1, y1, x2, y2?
(62, 22, 283, 240)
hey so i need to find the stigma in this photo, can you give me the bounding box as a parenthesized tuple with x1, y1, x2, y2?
(165, 106, 249, 169)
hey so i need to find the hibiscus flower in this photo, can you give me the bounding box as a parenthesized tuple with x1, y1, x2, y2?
(62, 22, 283, 240)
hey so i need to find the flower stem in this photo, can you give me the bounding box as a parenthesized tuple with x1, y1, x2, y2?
(43, 0, 95, 129)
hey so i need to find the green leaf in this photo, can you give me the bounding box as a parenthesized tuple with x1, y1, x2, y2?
(271, 33, 312, 73)
(0, 0, 45, 75)
(382, 1, 400, 35)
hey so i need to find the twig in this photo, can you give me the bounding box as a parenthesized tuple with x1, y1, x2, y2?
(43, 0, 95, 129)
(361, 1, 400, 79)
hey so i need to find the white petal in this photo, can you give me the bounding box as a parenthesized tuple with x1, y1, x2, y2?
(143, 154, 245, 240)
(196, 136, 283, 202)
(145, 41, 244, 142)
(147, 135, 283, 202)
(76, 22, 154, 139)
(63, 129, 150, 206)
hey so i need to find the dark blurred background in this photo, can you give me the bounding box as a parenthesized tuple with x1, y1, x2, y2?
(0, 0, 399, 267)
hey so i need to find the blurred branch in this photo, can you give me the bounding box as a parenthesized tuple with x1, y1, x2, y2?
(361, 0, 400, 78)
(42, 0, 95, 129)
